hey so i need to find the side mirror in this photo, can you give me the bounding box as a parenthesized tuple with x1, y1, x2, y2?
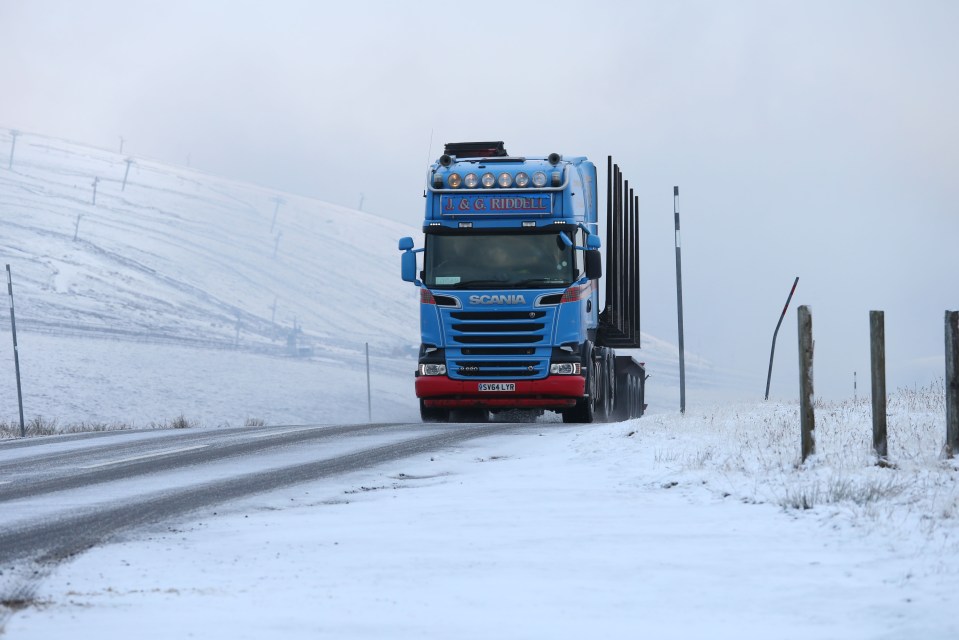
(401, 251, 419, 283)
(586, 235, 601, 250)
(584, 250, 602, 280)
(399, 237, 422, 284)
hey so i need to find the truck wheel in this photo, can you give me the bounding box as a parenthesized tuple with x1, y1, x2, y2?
(562, 396, 594, 423)
(420, 400, 450, 423)
(628, 376, 641, 418)
(563, 349, 596, 423)
(602, 351, 615, 421)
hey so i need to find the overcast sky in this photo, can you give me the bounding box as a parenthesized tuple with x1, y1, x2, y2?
(2, 0, 957, 401)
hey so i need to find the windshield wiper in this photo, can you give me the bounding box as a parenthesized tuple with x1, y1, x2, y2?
(442, 279, 509, 289)
(511, 278, 568, 288)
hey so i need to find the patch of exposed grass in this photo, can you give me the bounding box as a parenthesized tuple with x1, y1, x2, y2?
(779, 475, 910, 510)
(153, 414, 196, 430)
(0, 417, 134, 439)
(1, 414, 213, 438)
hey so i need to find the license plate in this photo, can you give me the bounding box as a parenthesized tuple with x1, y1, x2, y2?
(478, 383, 515, 392)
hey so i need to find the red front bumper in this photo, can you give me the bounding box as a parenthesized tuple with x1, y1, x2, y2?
(416, 375, 585, 409)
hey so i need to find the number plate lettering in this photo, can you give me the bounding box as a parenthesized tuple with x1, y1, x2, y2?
(478, 383, 515, 392)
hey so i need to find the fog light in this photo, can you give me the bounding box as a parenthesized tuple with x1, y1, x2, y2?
(419, 363, 447, 376)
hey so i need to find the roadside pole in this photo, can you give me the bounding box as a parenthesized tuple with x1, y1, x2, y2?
(6, 265, 25, 437)
(946, 311, 959, 458)
(798, 305, 815, 462)
(673, 186, 686, 414)
(366, 343, 372, 423)
(765, 277, 799, 400)
(870, 311, 888, 462)
(7, 130, 19, 170)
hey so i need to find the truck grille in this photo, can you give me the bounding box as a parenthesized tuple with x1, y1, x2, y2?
(451, 322, 545, 333)
(442, 308, 554, 380)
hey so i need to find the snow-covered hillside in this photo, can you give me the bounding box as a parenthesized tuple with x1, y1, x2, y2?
(0, 131, 420, 353)
(0, 131, 430, 426)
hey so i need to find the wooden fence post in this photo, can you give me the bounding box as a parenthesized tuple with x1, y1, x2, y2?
(798, 305, 815, 462)
(870, 311, 888, 462)
(946, 310, 959, 458)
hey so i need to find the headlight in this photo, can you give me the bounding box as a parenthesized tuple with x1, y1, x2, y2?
(532, 171, 547, 187)
(419, 363, 447, 376)
(497, 172, 513, 187)
(447, 173, 462, 188)
(481, 172, 496, 187)
(549, 363, 582, 375)
(515, 172, 530, 187)
(464, 173, 479, 188)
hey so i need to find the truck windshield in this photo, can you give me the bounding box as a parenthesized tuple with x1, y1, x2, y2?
(424, 233, 576, 289)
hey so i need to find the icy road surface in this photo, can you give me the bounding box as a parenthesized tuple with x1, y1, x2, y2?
(0, 422, 539, 566)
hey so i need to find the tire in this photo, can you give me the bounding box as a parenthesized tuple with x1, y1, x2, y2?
(602, 352, 615, 421)
(420, 400, 450, 423)
(562, 345, 597, 424)
(629, 376, 641, 418)
(562, 396, 594, 423)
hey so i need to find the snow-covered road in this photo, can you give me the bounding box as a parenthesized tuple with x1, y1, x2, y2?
(0, 422, 542, 566)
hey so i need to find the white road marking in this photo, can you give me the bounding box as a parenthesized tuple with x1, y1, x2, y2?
(248, 426, 321, 439)
(81, 444, 209, 469)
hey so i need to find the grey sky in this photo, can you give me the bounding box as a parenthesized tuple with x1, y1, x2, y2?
(2, 0, 957, 401)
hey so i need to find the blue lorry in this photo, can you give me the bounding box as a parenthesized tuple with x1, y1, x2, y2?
(399, 141, 646, 423)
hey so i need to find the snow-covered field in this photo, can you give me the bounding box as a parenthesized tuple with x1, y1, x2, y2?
(2, 130, 958, 638)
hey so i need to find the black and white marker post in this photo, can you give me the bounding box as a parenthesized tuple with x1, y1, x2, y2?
(674, 186, 686, 414)
(6, 265, 25, 437)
